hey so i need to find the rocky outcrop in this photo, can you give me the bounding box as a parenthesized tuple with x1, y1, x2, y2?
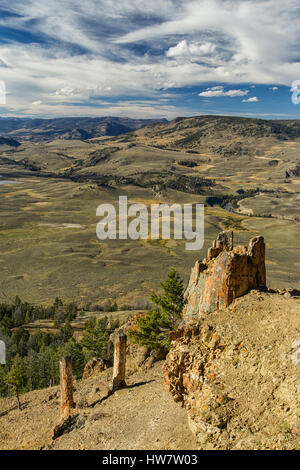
(164, 232, 300, 449)
(183, 231, 266, 321)
(82, 358, 108, 380)
(164, 290, 300, 450)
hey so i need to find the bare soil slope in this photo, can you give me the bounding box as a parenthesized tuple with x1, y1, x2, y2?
(165, 290, 300, 450)
(0, 360, 197, 450)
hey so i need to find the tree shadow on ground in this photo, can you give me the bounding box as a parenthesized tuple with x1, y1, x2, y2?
(0, 400, 30, 417)
(88, 380, 155, 408)
(290, 289, 300, 297)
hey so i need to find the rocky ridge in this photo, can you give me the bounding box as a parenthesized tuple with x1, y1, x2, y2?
(164, 231, 300, 450)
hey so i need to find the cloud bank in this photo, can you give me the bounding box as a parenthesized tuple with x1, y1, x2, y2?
(0, 0, 299, 117)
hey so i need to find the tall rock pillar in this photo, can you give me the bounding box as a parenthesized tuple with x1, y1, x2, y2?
(183, 231, 267, 321)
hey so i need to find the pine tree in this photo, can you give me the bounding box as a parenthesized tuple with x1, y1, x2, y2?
(6, 354, 27, 410)
(0, 365, 7, 397)
(24, 311, 32, 324)
(80, 318, 110, 359)
(60, 319, 74, 343)
(63, 340, 85, 379)
(128, 309, 172, 350)
(150, 268, 185, 328)
(128, 269, 185, 350)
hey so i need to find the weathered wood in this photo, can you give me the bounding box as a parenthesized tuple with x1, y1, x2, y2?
(59, 356, 75, 418)
(112, 332, 127, 390)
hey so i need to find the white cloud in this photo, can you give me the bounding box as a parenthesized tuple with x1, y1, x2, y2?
(0, 0, 300, 116)
(242, 96, 259, 102)
(166, 40, 216, 58)
(269, 86, 278, 91)
(199, 86, 249, 97)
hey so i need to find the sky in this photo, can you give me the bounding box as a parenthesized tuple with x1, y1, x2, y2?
(1, 0, 300, 120)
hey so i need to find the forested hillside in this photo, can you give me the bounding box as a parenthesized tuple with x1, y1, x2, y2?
(0, 297, 119, 402)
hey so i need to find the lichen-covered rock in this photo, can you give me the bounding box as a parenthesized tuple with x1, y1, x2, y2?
(164, 290, 300, 450)
(183, 231, 266, 321)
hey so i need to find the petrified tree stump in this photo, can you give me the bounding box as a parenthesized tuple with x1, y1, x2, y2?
(51, 356, 76, 440)
(51, 415, 75, 440)
(112, 332, 127, 390)
(59, 356, 75, 418)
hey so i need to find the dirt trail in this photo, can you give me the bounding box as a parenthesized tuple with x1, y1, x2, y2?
(0, 361, 198, 450)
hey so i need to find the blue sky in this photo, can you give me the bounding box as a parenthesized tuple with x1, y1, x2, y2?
(0, 0, 300, 119)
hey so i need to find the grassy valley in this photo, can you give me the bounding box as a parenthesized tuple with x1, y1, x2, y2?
(0, 116, 299, 307)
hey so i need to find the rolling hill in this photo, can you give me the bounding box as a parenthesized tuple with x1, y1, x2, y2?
(0, 116, 168, 142)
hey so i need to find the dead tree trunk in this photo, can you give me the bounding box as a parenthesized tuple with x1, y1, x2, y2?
(112, 332, 127, 390)
(59, 356, 75, 419)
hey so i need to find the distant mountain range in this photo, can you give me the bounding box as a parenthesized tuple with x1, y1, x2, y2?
(0, 116, 168, 142)
(132, 115, 300, 144)
(1, 115, 300, 146)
